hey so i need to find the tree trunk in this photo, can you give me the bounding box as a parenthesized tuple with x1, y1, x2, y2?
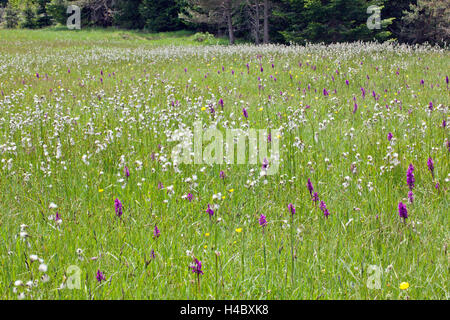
(254, 0, 260, 44)
(225, 0, 235, 44)
(263, 0, 269, 44)
(227, 13, 235, 44)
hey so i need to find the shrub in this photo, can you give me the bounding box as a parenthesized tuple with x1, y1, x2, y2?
(21, 4, 38, 29)
(46, 0, 67, 25)
(193, 32, 214, 43)
(5, 3, 20, 29)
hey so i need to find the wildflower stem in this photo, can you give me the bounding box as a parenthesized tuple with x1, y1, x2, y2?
(241, 230, 245, 286)
(290, 213, 295, 287)
(263, 230, 268, 293)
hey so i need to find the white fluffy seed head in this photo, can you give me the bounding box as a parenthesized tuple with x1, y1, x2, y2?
(38, 263, 48, 272)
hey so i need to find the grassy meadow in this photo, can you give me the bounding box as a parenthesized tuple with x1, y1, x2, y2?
(0, 28, 448, 300)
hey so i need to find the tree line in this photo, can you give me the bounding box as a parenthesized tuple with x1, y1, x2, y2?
(0, 0, 448, 45)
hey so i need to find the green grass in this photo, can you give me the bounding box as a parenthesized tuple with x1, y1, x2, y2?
(0, 27, 230, 46)
(0, 29, 448, 300)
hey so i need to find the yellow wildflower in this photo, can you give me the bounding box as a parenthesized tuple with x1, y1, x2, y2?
(400, 282, 410, 290)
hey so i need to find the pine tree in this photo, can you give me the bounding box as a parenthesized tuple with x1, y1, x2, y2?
(5, 3, 20, 28)
(46, 0, 67, 25)
(277, 0, 393, 44)
(383, 0, 416, 41)
(114, 0, 144, 29)
(36, 0, 52, 27)
(22, 3, 38, 29)
(139, 0, 183, 32)
(400, 0, 449, 45)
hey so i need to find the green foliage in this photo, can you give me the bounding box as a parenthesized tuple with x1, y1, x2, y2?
(5, 3, 20, 28)
(114, 0, 145, 29)
(192, 31, 214, 42)
(139, 0, 183, 32)
(382, 0, 417, 40)
(46, 0, 67, 25)
(400, 0, 450, 45)
(279, 0, 393, 44)
(36, 0, 53, 27)
(21, 3, 38, 29)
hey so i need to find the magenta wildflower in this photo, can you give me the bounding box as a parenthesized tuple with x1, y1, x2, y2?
(323, 208, 330, 219)
(408, 191, 414, 204)
(242, 108, 248, 119)
(190, 258, 203, 275)
(307, 178, 314, 196)
(319, 201, 327, 211)
(153, 224, 160, 238)
(219, 170, 225, 180)
(429, 101, 433, 111)
(387, 132, 393, 141)
(398, 202, 408, 221)
(345, 79, 349, 86)
(114, 198, 123, 217)
(262, 157, 269, 170)
(427, 157, 434, 178)
(206, 204, 214, 218)
(312, 192, 319, 204)
(124, 165, 130, 179)
(96, 269, 106, 283)
(218, 98, 224, 109)
(151, 249, 156, 259)
(435, 182, 440, 190)
(353, 103, 358, 114)
(186, 193, 193, 202)
(406, 164, 415, 191)
(259, 214, 267, 228)
(287, 203, 295, 215)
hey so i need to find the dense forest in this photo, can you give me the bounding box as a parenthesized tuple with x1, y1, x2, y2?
(0, 0, 448, 45)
